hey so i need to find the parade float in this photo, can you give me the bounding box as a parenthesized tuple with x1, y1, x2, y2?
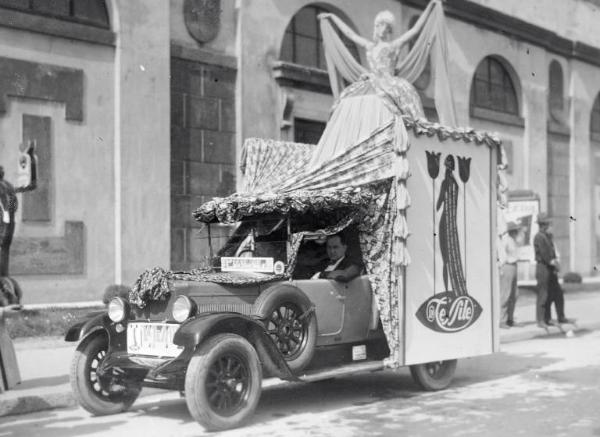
(66, 0, 505, 431)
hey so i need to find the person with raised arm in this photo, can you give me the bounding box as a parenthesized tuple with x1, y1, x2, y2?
(311, 0, 455, 168)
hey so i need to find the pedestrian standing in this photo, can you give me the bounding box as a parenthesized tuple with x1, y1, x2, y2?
(499, 221, 520, 328)
(0, 166, 17, 278)
(0, 304, 21, 392)
(533, 212, 571, 328)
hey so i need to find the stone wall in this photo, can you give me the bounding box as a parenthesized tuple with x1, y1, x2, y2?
(170, 53, 236, 270)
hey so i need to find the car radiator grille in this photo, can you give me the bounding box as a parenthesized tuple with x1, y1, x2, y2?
(197, 303, 254, 316)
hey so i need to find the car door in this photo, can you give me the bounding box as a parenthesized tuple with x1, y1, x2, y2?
(329, 275, 373, 343)
(293, 278, 345, 344)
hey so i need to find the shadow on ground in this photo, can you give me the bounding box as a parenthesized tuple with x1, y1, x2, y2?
(0, 349, 565, 436)
(0, 413, 129, 437)
(16, 375, 69, 390)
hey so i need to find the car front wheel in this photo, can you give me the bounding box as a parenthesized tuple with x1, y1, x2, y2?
(409, 359, 457, 391)
(253, 285, 317, 373)
(70, 333, 141, 415)
(184, 333, 262, 432)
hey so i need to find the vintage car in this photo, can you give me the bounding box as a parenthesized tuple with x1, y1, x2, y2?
(66, 113, 503, 431)
(65, 189, 458, 432)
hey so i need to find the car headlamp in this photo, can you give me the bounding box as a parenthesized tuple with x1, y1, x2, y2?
(108, 297, 128, 323)
(172, 295, 195, 322)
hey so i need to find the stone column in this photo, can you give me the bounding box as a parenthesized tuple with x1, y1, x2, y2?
(114, 0, 171, 284)
(522, 80, 548, 209)
(568, 63, 593, 274)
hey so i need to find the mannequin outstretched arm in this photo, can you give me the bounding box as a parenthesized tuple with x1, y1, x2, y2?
(319, 13, 370, 48)
(391, 0, 438, 50)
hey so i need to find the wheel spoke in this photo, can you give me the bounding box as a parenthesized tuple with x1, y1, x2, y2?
(230, 362, 242, 377)
(208, 389, 219, 402)
(217, 393, 227, 410)
(217, 358, 225, 374)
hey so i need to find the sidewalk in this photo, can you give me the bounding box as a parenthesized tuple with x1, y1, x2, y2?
(1, 288, 600, 418)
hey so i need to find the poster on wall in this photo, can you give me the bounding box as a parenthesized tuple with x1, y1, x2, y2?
(504, 192, 540, 263)
(404, 133, 497, 365)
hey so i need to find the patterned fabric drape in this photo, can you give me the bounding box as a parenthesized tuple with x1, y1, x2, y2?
(240, 138, 315, 193)
(130, 267, 290, 308)
(194, 186, 377, 224)
(192, 117, 502, 367)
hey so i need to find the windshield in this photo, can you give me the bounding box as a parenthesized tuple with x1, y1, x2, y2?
(201, 217, 288, 273)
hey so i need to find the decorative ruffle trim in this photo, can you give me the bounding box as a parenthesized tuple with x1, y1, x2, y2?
(130, 267, 173, 309)
(194, 185, 380, 224)
(405, 117, 502, 148)
(130, 267, 290, 308)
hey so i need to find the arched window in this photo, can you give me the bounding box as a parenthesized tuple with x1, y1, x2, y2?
(0, 0, 109, 28)
(549, 60, 564, 121)
(471, 57, 519, 115)
(280, 5, 359, 70)
(591, 94, 600, 139)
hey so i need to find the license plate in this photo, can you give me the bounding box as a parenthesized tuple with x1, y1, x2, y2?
(127, 322, 183, 357)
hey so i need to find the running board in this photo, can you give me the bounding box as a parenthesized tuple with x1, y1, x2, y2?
(263, 360, 385, 388)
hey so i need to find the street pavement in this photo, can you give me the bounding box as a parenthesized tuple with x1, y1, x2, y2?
(1, 287, 599, 419)
(2, 317, 600, 436)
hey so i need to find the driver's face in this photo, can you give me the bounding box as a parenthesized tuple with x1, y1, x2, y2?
(326, 236, 347, 262)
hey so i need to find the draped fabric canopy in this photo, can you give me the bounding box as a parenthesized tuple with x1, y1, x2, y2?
(320, 0, 457, 127)
(194, 116, 503, 367)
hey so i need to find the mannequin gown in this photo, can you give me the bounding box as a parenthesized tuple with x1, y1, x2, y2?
(309, 41, 425, 169)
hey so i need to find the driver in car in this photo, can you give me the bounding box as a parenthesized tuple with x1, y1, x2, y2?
(311, 233, 362, 282)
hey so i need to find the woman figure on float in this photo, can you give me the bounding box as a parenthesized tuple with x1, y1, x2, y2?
(311, 0, 455, 168)
(321, 10, 426, 119)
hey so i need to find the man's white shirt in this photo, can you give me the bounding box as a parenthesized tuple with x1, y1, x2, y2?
(311, 256, 345, 279)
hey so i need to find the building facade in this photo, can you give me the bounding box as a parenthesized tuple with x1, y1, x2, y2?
(1, 0, 600, 303)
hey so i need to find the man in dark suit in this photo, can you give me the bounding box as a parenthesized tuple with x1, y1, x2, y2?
(534, 212, 571, 328)
(312, 233, 362, 282)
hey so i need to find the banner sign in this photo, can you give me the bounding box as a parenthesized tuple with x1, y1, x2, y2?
(405, 133, 497, 365)
(221, 257, 274, 273)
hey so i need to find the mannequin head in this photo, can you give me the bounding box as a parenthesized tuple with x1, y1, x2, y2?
(373, 10, 395, 42)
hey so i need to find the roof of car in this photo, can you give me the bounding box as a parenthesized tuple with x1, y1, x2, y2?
(193, 184, 382, 224)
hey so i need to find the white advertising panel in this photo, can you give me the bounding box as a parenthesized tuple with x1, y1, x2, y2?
(221, 256, 274, 273)
(404, 133, 497, 365)
(505, 197, 540, 262)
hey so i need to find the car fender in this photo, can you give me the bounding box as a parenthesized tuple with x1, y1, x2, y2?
(173, 312, 298, 381)
(64, 311, 109, 342)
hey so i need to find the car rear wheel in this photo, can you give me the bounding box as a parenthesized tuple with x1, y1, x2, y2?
(70, 333, 141, 415)
(185, 333, 262, 432)
(253, 285, 317, 373)
(409, 359, 457, 391)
